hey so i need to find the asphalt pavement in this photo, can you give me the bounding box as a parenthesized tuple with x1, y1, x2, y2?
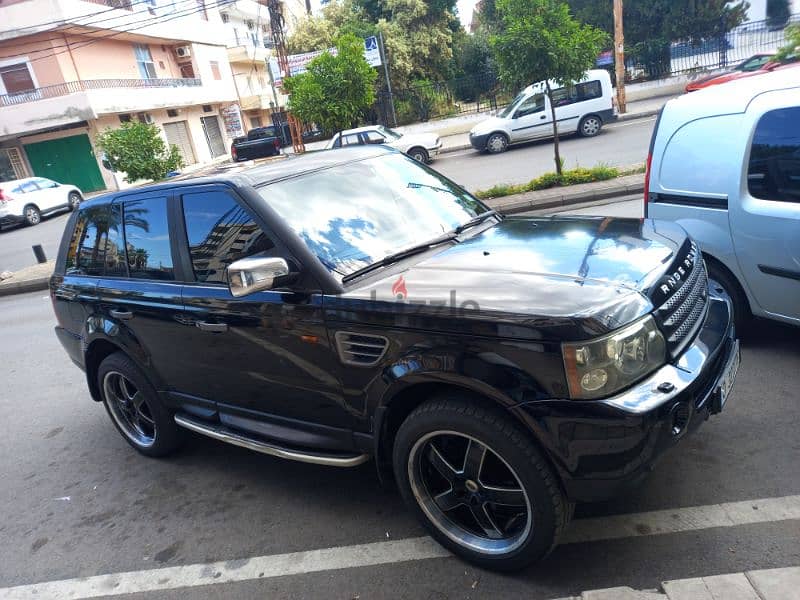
(433, 117, 656, 192)
(0, 209, 71, 273)
(1, 192, 799, 598)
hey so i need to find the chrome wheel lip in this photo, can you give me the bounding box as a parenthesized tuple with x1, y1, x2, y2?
(407, 430, 533, 556)
(103, 371, 156, 448)
(582, 117, 601, 135)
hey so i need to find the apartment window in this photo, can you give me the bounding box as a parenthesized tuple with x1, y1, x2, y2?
(210, 61, 221, 80)
(250, 116, 262, 128)
(220, 12, 230, 23)
(167, 109, 179, 117)
(202, 104, 213, 112)
(119, 114, 132, 123)
(134, 44, 157, 79)
(0, 62, 36, 95)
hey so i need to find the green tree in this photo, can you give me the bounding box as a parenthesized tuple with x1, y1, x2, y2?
(775, 23, 800, 61)
(767, 0, 791, 29)
(451, 31, 498, 101)
(565, 0, 748, 77)
(284, 33, 378, 133)
(96, 121, 183, 183)
(490, 0, 606, 175)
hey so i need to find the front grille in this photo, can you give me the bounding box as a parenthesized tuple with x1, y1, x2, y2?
(652, 242, 709, 357)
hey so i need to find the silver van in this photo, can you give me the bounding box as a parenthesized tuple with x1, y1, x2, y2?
(646, 69, 800, 329)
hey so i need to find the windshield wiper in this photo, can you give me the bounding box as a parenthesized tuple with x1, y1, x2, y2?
(341, 232, 457, 284)
(453, 209, 500, 235)
(407, 182, 454, 195)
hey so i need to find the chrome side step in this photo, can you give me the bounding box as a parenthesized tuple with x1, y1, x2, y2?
(174, 414, 370, 468)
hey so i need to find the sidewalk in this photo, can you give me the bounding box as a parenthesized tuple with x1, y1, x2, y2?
(553, 565, 800, 600)
(0, 260, 53, 297)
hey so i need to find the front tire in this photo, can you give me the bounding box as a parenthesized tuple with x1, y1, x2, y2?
(485, 133, 509, 154)
(393, 395, 571, 571)
(578, 115, 602, 137)
(68, 192, 81, 211)
(409, 147, 429, 163)
(24, 204, 41, 226)
(97, 353, 182, 457)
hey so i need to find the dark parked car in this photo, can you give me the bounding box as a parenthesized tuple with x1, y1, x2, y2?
(231, 126, 282, 161)
(51, 146, 739, 571)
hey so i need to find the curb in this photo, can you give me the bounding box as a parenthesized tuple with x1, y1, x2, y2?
(0, 276, 50, 298)
(436, 109, 660, 156)
(485, 176, 645, 215)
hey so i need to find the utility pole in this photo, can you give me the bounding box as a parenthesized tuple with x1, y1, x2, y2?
(378, 30, 397, 127)
(613, 0, 627, 114)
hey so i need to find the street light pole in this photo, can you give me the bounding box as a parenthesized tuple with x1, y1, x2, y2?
(613, 0, 627, 114)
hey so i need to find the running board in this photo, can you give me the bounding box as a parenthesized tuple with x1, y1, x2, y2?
(174, 414, 370, 468)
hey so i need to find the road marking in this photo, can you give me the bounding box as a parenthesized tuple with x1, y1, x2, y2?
(3, 494, 799, 599)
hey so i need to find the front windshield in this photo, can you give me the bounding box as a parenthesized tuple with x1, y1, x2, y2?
(377, 125, 402, 140)
(258, 153, 488, 279)
(497, 91, 526, 118)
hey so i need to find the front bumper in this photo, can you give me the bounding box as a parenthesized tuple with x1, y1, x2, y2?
(0, 212, 24, 226)
(514, 293, 737, 503)
(469, 132, 489, 151)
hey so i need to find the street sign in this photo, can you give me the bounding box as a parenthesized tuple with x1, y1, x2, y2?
(274, 36, 383, 85)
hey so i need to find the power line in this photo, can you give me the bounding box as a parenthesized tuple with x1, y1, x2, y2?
(22, 0, 217, 65)
(11, 0, 204, 57)
(6, 0, 155, 35)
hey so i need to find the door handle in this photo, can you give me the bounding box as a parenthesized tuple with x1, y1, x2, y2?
(109, 309, 133, 320)
(540, 115, 546, 120)
(196, 321, 228, 333)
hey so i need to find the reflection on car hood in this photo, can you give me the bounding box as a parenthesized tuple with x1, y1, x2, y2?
(337, 216, 689, 340)
(470, 116, 506, 135)
(394, 132, 439, 149)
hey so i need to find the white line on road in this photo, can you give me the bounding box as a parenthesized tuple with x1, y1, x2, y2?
(3, 494, 799, 599)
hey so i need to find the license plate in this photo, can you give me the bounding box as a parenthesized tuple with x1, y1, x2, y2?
(717, 340, 741, 411)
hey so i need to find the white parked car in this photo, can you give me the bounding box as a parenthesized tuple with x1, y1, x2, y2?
(325, 125, 442, 163)
(469, 69, 616, 153)
(0, 177, 83, 228)
(646, 68, 799, 330)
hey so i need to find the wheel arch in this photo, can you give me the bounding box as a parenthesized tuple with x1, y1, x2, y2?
(373, 380, 559, 488)
(702, 251, 752, 317)
(84, 334, 162, 403)
(407, 146, 429, 159)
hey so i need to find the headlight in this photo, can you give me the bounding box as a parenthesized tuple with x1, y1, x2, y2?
(562, 315, 666, 399)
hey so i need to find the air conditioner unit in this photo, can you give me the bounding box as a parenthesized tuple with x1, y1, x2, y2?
(175, 46, 192, 59)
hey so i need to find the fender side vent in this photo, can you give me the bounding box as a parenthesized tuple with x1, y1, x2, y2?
(334, 331, 389, 367)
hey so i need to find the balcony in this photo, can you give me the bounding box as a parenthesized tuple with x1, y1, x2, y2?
(0, 78, 237, 138)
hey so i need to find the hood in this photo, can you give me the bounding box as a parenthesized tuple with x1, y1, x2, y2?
(336, 216, 690, 340)
(470, 116, 508, 135)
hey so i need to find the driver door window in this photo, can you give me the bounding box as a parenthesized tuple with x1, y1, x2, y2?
(514, 94, 545, 118)
(512, 93, 550, 141)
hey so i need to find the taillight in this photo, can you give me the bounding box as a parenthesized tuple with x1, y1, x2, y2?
(273, 138, 281, 150)
(231, 146, 237, 160)
(644, 151, 652, 218)
(0, 188, 6, 203)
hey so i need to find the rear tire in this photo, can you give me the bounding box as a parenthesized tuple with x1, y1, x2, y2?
(393, 395, 571, 571)
(578, 115, 602, 137)
(97, 352, 182, 457)
(68, 192, 81, 211)
(24, 204, 41, 226)
(706, 259, 750, 334)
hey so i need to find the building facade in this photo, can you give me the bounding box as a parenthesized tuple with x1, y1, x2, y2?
(0, 0, 244, 191)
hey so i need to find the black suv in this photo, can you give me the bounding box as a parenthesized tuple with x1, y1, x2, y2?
(51, 146, 739, 570)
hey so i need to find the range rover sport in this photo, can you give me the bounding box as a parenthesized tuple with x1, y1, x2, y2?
(51, 146, 739, 571)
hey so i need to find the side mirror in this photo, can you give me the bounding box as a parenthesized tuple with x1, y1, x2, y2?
(228, 256, 291, 297)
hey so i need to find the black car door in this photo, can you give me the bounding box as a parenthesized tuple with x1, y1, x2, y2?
(92, 192, 186, 391)
(170, 185, 354, 449)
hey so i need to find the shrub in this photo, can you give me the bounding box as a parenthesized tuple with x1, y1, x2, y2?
(474, 164, 622, 199)
(96, 121, 183, 183)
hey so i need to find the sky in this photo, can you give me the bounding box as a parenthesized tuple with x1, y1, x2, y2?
(456, 0, 479, 30)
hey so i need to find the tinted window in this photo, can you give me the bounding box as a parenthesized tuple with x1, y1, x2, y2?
(748, 107, 800, 203)
(123, 196, 175, 280)
(181, 191, 275, 284)
(67, 204, 126, 276)
(13, 181, 37, 194)
(575, 80, 602, 101)
(515, 94, 545, 117)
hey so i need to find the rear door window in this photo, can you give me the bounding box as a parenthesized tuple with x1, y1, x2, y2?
(747, 107, 800, 204)
(123, 196, 175, 280)
(180, 190, 275, 284)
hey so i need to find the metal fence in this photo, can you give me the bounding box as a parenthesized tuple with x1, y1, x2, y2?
(626, 14, 799, 80)
(0, 77, 202, 107)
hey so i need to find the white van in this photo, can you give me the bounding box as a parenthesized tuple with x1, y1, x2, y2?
(469, 69, 616, 154)
(646, 68, 800, 329)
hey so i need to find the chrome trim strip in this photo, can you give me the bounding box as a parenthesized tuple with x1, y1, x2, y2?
(174, 415, 370, 467)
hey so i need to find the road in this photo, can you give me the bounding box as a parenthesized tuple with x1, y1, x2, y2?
(1, 196, 799, 599)
(434, 117, 656, 191)
(0, 209, 71, 273)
